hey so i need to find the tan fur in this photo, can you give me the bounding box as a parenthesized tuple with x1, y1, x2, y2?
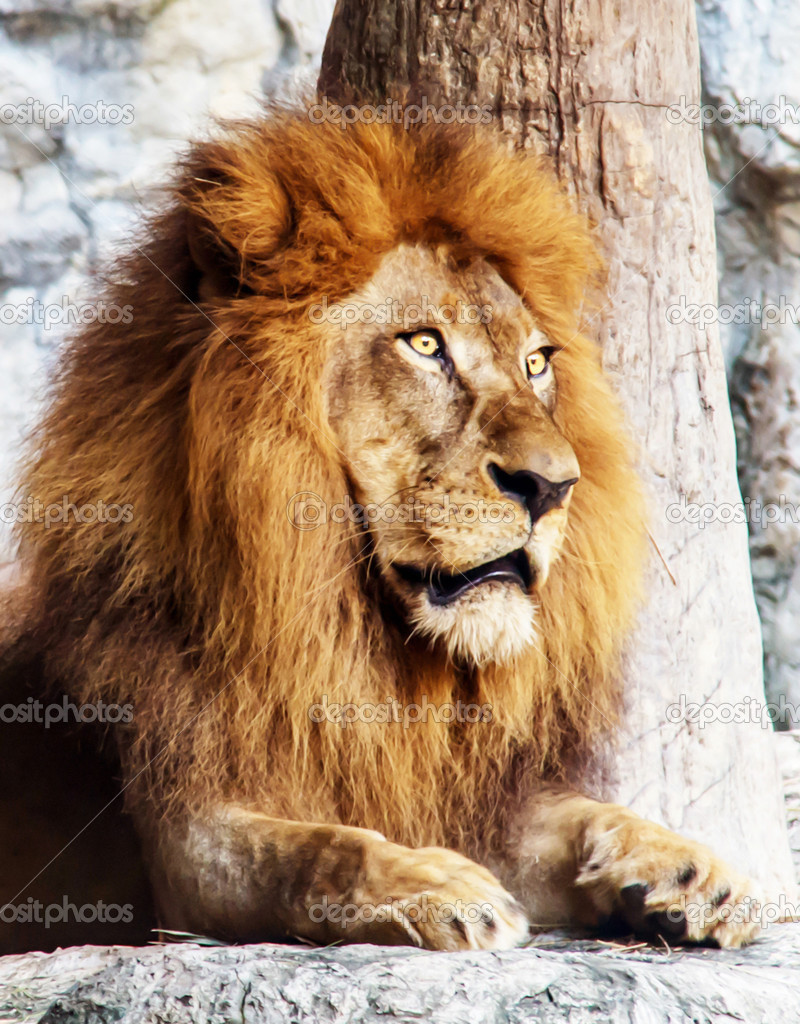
(5, 102, 760, 949)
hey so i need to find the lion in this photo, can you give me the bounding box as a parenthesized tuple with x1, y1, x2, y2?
(0, 102, 761, 953)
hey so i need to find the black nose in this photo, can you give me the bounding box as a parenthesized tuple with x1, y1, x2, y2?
(488, 463, 578, 524)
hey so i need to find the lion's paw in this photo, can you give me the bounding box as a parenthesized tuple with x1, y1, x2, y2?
(349, 840, 530, 951)
(576, 810, 762, 947)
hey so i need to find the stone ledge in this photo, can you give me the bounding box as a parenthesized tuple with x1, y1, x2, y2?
(2, 926, 799, 1023)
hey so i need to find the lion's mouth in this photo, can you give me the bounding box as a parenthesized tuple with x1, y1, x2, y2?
(394, 548, 532, 606)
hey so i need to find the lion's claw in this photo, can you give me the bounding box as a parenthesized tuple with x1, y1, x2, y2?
(347, 840, 530, 951)
(576, 810, 762, 947)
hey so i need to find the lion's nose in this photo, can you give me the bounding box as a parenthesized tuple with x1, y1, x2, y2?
(487, 463, 578, 524)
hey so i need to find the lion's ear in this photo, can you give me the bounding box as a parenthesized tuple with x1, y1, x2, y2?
(182, 143, 293, 301)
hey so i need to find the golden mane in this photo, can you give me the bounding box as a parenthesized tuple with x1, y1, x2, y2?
(14, 103, 646, 855)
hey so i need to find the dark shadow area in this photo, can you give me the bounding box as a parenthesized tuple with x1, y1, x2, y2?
(0, 661, 155, 954)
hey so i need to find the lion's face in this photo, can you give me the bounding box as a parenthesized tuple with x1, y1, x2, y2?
(323, 245, 580, 666)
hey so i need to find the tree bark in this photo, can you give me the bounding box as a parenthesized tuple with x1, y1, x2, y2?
(319, 0, 795, 897)
(3, 931, 799, 1024)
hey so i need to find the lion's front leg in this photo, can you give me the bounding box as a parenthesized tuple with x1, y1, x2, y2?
(148, 805, 529, 950)
(500, 789, 762, 947)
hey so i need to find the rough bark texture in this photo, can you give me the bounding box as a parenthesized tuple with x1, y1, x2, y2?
(320, 0, 794, 896)
(1, 929, 799, 1024)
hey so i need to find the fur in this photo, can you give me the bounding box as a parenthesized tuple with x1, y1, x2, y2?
(12, 102, 647, 860)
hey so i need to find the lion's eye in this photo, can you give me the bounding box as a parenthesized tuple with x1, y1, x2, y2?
(405, 330, 443, 358)
(526, 349, 553, 379)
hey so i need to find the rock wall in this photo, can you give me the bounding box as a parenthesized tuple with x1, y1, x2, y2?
(696, 0, 800, 714)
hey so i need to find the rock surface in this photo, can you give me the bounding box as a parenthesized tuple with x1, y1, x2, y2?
(778, 731, 800, 880)
(1, 928, 799, 1023)
(696, 0, 800, 712)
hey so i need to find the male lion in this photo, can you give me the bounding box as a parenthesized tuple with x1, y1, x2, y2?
(0, 104, 760, 952)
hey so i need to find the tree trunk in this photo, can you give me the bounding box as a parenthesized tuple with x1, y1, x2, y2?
(319, 0, 795, 897)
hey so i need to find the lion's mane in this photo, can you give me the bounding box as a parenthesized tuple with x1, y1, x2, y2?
(13, 104, 646, 855)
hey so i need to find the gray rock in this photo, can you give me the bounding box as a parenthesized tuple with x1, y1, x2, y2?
(696, 0, 800, 713)
(1, 929, 799, 1024)
(0, 206, 87, 288)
